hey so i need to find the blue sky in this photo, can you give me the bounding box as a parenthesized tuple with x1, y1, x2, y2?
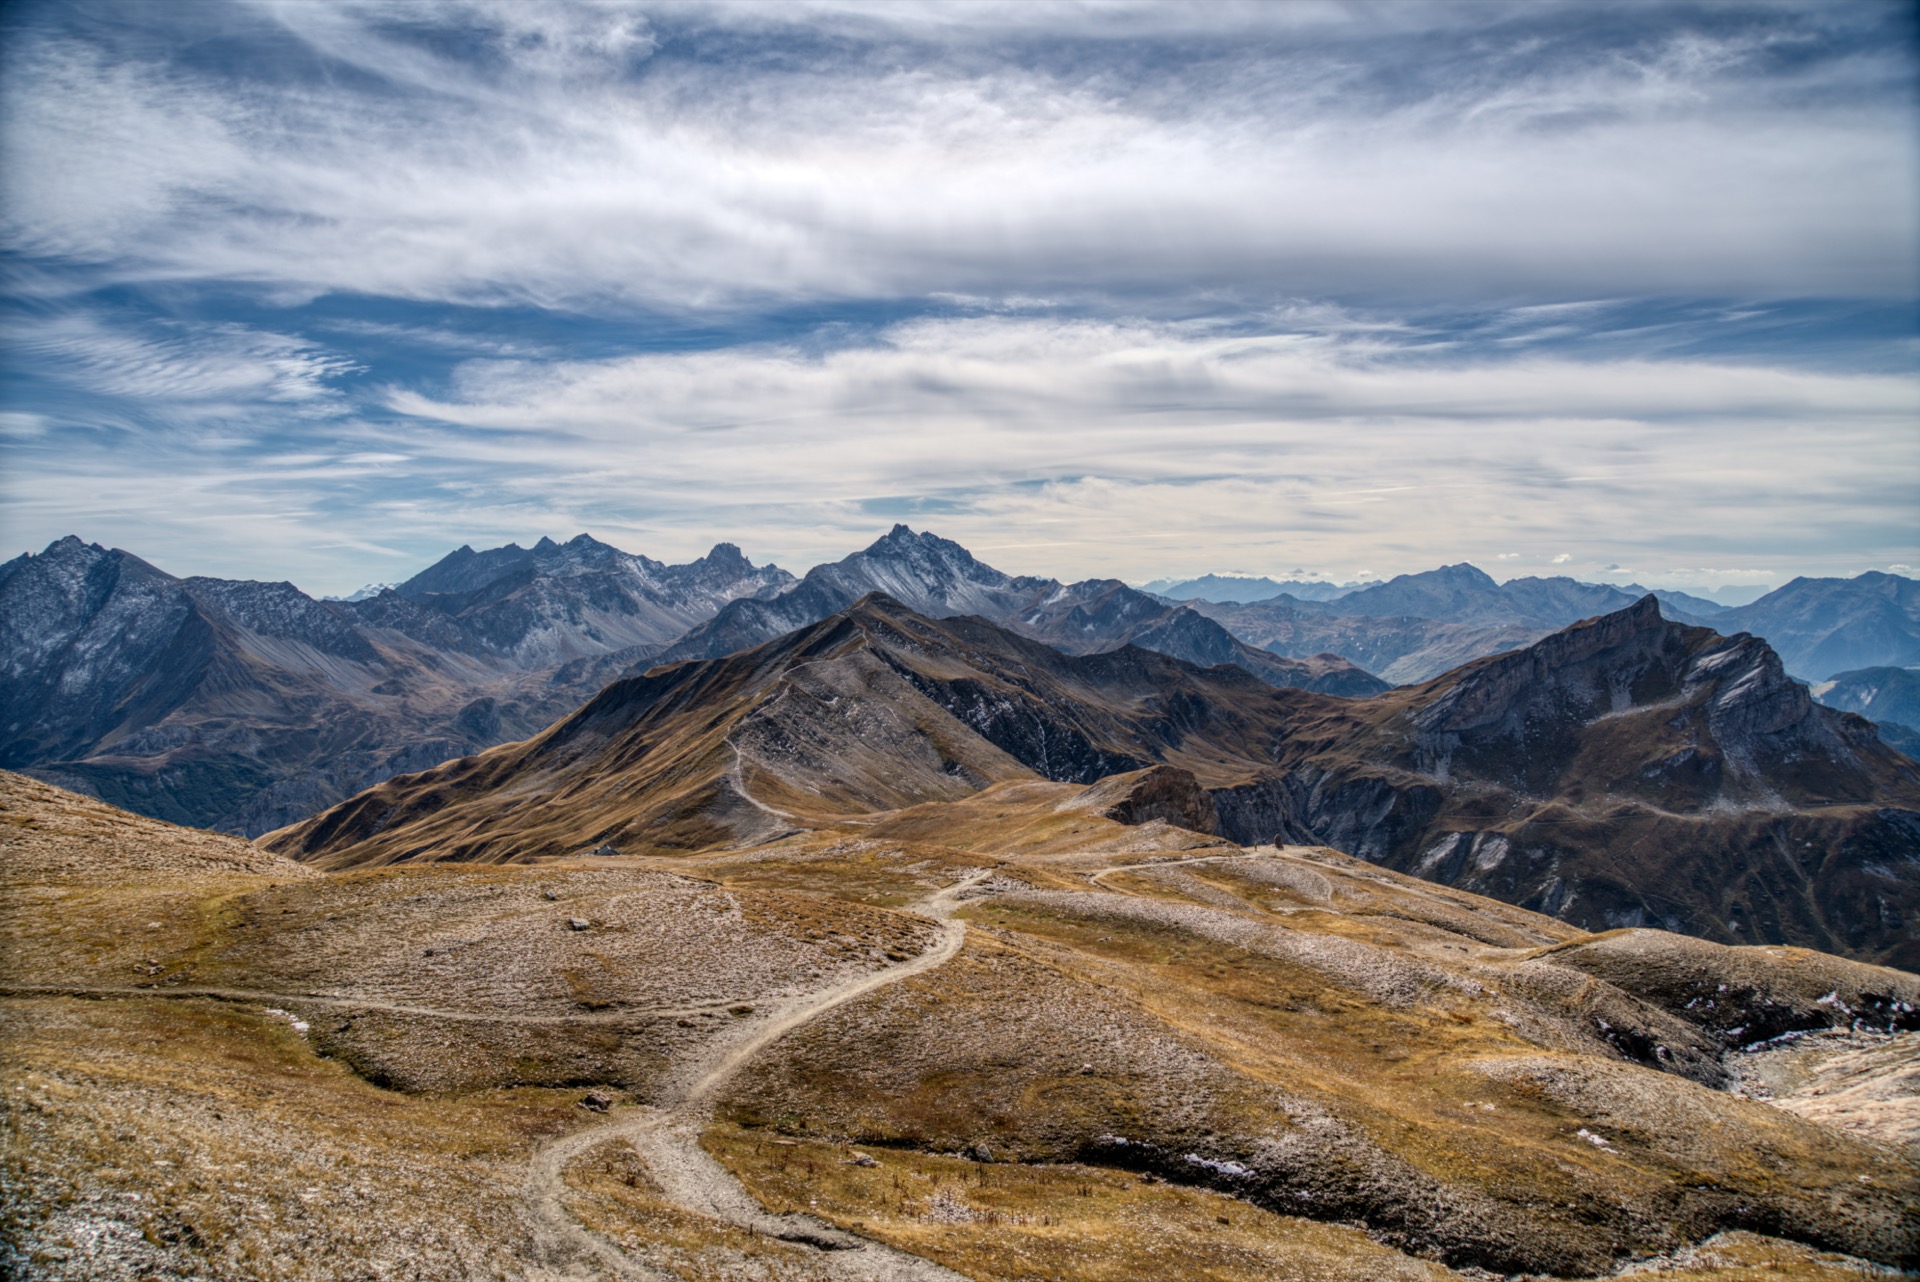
(2, 0, 1915, 598)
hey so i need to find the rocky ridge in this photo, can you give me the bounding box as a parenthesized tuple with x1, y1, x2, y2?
(661, 525, 1386, 696)
(271, 594, 1920, 965)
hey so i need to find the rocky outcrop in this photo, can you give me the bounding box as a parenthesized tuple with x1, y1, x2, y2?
(1546, 929, 1920, 1045)
(1078, 765, 1218, 834)
(1210, 768, 1443, 857)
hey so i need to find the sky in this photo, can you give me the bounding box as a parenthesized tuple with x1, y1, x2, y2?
(1, 0, 1915, 600)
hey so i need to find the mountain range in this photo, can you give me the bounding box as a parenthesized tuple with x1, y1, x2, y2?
(1138, 572, 1381, 603)
(659, 525, 1386, 697)
(0, 534, 792, 834)
(1816, 667, 1920, 757)
(1192, 562, 1920, 689)
(271, 592, 1920, 967)
(5, 525, 1916, 862)
(8, 527, 1920, 1279)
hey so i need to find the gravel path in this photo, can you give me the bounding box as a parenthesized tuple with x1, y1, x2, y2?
(522, 871, 993, 1281)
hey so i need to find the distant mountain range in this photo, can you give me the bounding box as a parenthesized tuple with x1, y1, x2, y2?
(1139, 572, 1381, 603)
(1194, 562, 1919, 687)
(1145, 569, 1751, 613)
(271, 593, 1920, 967)
(1716, 572, 1920, 681)
(5, 526, 1915, 846)
(659, 525, 1386, 697)
(0, 534, 792, 834)
(1815, 666, 1920, 757)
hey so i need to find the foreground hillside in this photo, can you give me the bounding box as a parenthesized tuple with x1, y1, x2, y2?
(270, 595, 1920, 966)
(4, 771, 1917, 1281)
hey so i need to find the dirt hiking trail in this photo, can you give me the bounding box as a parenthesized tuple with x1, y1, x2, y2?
(522, 870, 995, 1281)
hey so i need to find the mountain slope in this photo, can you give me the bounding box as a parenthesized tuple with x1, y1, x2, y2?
(11, 769, 1917, 1280)
(1717, 572, 1920, 680)
(1816, 666, 1920, 757)
(266, 594, 1319, 868)
(271, 595, 1920, 965)
(1228, 596, 1920, 967)
(662, 526, 1385, 695)
(0, 535, 790, 834)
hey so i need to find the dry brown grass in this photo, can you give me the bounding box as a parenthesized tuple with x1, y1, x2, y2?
(689, 835, 997, 909)
(706, 1124, 1462, 1282)
(7, 770, 1917, 1281)
(718, 862, 1916, 1277)
(0, 995, 579, 1281)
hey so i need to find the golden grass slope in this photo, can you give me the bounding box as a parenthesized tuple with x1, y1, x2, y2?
(3, 770, 1917, 1281)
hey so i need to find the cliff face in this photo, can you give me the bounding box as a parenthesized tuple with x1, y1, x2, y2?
(1222, 597, 1920, 967)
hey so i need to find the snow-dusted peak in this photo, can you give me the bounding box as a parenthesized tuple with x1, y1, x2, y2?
(821, 525, 1028, 608)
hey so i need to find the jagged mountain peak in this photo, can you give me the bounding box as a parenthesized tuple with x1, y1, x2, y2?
(847, 524, 1004, 575)
(1412, 593, 1687, 732)
(1, 533, 798, 833)
(802, 526, 1034, 612)
(661, 531, 1386, 695)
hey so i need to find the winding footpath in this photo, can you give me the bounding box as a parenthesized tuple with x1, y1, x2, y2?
(522, 871, 994, 1282)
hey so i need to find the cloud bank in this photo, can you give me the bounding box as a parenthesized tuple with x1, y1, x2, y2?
(0, 0, 1914, 593)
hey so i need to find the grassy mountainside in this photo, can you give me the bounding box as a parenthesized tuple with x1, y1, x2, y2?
(4, 770, 1917, 1281)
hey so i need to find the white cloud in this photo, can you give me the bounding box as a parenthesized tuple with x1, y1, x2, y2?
(1, 3, 1915, 595)
(6, 310, 1914, 592)
(2, 313, 359, 414)
(2, 2, 1912, 310)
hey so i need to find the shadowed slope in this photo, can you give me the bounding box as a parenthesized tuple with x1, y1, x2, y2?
(1216, 595, 1920, 965)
